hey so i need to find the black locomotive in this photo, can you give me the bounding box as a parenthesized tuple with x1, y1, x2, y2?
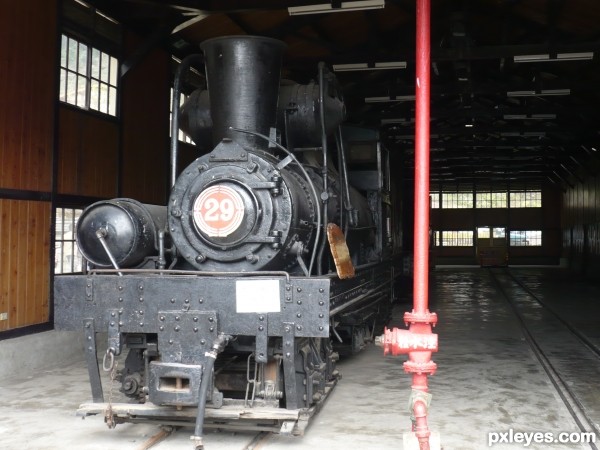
(54, 36, 401, 449)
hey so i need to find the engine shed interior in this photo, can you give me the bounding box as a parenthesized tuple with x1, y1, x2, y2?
(2, 1, 600, 450)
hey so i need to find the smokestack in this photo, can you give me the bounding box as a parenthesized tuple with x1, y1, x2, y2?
(200, 36, 286, 151)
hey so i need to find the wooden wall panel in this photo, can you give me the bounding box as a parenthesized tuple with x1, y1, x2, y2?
(0, 200, 51, 331)
(121, 32, 170, 204)
(57, 106, 119, 197)
(0, 1, 56, 333)
(0, 1, 56, 192)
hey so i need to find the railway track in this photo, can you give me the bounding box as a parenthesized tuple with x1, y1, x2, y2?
(489, 268, 600, 449)
(136, 428, 273, 450)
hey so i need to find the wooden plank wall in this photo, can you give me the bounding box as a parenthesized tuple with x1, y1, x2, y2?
(57, 106, 119, 197)
(120, 32, 170, 204)
(0, 1, 57, 331)
(0, 2, 55, 192)
(0, 200, 51, 332)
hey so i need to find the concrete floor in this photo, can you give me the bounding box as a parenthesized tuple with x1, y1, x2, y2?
(0, 268, 598, 450)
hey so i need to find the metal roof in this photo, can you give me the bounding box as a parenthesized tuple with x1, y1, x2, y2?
(82, 0, 600, 189)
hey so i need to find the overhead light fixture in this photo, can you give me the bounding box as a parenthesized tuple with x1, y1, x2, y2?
(557, 52, 594, 60)
(514, 54, 550, 63)
(540, 89, 570, 96)
(503, 113, 557, 120)
(500, 131, 546, 138)
(380, 117, 413, 125)
(333, 61, 406, 71)
(506, 90, 536, 97)
(365, 95, 415, 103)
(288, 0, 385, 15)
(506, 89, 570, 97)
(514, 52, 594, 63)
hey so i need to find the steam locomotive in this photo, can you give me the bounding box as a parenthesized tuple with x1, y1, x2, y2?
(54, 36, 401, 448)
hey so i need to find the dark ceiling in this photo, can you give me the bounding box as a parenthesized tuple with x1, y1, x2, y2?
(85, 0, 600, 190)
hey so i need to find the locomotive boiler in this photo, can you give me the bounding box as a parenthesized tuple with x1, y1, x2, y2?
(54, 35, 400, 449)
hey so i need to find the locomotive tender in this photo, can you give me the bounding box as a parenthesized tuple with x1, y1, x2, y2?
(54, 35, 400, 448)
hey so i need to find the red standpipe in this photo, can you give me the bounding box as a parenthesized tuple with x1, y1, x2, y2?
(377, 1, 438, 449)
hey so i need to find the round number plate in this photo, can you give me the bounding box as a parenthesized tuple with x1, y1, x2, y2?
(193, 185, 245, 237)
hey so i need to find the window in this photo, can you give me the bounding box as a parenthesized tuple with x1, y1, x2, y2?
(477, 227, 490, 239)
(492, 227, 505, 238)
(477, 227, 506, 239)
(509, 230, 542, 246)
(476, 192, 507, 208)
(432, 189, 541, 208)
(439, 230, 474, 247)
(509, 190, 542, 208)
(441, 192, 473, 209)
(170, 88, 194, 144)
(55, 208, 84, 274)
(59, 34, 119, 116)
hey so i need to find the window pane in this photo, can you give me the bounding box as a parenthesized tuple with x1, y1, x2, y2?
(169, 88, 195, 143)
(493, 227, 506, 238)
(493, 192, 507, 208)
(100, 52, 110, 82)
(55, 243, 63, 274)
(477, 227, 490, 238)
(66, 71, 77, 104)
(78, 43, 88, 76)
(109, 86, 117, 116)
(90, 79, 100, 111)
(59, 69, 67, 101)
(67, 37, 78, 71)
(91, 48, 100, 79)
(60, 35, 67, 68)
(64, 241, 74, 273)
(99, 82, 108, 113)
(55, 208, 63, 240)
(76, 75, 87, 107)
(110, 56, 118, 86)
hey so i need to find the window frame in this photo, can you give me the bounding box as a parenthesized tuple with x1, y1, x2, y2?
(54, 207, 85, 274)
(475, 191, 508, 208)
(170, 87, 194, 144)
(436, 230, 475, 247)
(509, 230, 542, 247)
(59, 33, 119, 117)
(509, 190, 542, 208)
(431, 189, 542, 209)
(441, 192, 474, 209)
